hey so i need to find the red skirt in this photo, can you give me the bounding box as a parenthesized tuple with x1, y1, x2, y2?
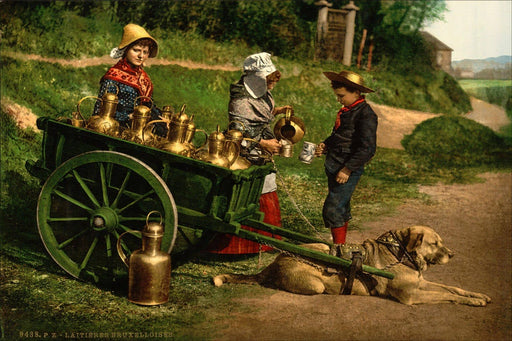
(206, 191, 282, 254)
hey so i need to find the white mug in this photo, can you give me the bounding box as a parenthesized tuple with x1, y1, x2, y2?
(298, 141, 316, 164)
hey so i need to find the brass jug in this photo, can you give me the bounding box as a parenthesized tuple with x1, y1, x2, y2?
(183, 114, 208, 153)
(158, 104, 195, 157)
(86, 91, 120, 136)
(196, 125, 239, 168)
(273, 108, 305, 144)
(160, 105, 174, 121)
(121, 97, 157, 145)
(117, 211, 171, 306)
(70, 110, 86, 128)
(225, 121, 252, 170)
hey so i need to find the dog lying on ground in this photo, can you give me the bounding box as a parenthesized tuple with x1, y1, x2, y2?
(213, 226, 491, 306)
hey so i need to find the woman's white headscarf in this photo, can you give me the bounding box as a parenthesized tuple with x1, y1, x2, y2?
(242, 52, 277, 98)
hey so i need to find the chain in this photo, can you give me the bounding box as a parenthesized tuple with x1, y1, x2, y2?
(271, 159, 329, 243)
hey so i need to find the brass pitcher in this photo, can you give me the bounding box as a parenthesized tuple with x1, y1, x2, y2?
(160, 105, 174, 121)
(183, 114, 208, 153)
(117, 211, 171, 306)
(158, 104, 195, 157)
(86, 91, 120, 136)
(121, 97, 157, 145)
(225, 121, 252, 170)
(273, 108, 305, 144)
(196, 125, 239, 168)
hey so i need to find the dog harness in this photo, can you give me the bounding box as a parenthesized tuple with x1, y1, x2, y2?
(376, 230, 420, 271)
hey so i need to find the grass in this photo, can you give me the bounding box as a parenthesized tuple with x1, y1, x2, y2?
(1, 245, 277, 340)
(458, 79, 512, 117)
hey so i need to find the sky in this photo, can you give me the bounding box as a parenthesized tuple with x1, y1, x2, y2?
(424, 0, 512, 61)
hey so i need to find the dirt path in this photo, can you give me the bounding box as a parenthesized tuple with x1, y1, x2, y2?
(2, 51, 239, 71)
(211, 172, 512, 341)
(369, 101, 441, 149)
(466, 97, 511, 132)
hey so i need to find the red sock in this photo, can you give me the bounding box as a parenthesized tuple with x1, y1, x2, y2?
(331, 222, 348, 244)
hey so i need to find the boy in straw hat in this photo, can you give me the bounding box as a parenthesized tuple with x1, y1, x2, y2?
(94, 24, 163, 128)
(207, 52, 292, 254)
(315, 70, 377, 256)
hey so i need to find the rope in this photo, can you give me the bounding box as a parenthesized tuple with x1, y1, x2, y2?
(271, 159, 329, 243)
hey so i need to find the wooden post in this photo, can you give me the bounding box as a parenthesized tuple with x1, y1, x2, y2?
(356, 29, 367, 69)
(315, 0, 332, 60)
(367, 37, 374, 71)
(342, 1, 359, 66)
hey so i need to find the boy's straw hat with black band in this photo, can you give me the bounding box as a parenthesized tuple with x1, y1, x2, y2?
(323, 70, 374, 93)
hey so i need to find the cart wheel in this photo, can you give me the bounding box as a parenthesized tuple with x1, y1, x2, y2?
(37, 151, 178, 283)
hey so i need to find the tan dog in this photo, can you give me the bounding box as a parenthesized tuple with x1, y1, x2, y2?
(213, 226, 491, 306)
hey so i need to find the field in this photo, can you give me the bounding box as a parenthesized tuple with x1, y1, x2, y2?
(458, 79, 512, 115)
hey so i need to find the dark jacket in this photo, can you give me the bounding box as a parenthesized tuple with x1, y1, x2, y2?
(323, 101, 378, 174)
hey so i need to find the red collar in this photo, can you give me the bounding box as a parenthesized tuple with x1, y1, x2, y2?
(334, 96, 365, 129)
(102, 58, 153, 98)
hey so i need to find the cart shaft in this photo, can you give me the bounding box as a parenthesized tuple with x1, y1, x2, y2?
(177, 207, 394, 279)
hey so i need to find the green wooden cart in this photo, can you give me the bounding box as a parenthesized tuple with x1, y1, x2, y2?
(26, 117, 393, 283)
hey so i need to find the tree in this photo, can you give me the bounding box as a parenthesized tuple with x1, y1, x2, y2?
(379, 0, 446, 33)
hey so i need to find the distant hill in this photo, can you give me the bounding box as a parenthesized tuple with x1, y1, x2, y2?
(452, 56, 512, 79)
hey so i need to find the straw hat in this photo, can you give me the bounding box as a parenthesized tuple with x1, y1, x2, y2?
(111, 24, 158, 59)
(242, 52, 277, 98)
(323, 70, 374, 93)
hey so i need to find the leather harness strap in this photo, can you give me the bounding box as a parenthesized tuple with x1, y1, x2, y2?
(341, 251, 363, 295)
(376, 230, 420, 271)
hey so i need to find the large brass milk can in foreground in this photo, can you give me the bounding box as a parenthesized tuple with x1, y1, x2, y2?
(117, 211, 171, 306)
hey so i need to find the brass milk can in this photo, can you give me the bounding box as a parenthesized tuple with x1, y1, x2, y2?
(86, 91, 120, 136)
(196, 125, 239, 168)
(183, 114, 208, 155)
(159, 105, 194, 157)
(225, 121, 252, 170)
(121, 97, 157, 145)
(160, 105, 174, 121)
(117, 211, 171, 306)
(69, 110, 86, 128)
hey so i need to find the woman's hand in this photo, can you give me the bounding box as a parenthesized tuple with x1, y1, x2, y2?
(315, 142, 326, 156)
(259, 138, 281, 154)
(273, 105, 293, 116)
(336, 167, 352, 184)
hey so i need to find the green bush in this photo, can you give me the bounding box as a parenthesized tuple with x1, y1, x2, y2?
(402, 115, 509, 167)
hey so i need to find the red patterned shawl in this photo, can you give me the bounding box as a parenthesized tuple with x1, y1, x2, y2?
(102, 58, 153, 98)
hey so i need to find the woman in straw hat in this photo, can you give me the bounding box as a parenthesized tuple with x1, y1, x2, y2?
(207, 52, 292, 254)
(315, 70, 377, 256)
(94, 23, 162, 128)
